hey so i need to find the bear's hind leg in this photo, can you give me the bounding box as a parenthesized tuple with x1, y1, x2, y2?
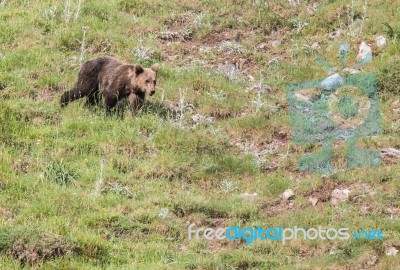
(85, 89, 101, 107)
(61, 77, 99, 107)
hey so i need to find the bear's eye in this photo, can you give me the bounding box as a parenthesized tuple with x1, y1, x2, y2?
(145, 79, 150, 84)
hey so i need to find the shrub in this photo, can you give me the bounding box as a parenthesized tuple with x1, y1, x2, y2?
(377, 57, 400, 96)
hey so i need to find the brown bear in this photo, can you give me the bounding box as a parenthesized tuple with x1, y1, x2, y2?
(60, 56, 160, 116)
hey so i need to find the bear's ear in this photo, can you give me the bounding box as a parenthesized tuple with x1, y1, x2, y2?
(151, 63, 160, 73)
(134, 64, 144, 75)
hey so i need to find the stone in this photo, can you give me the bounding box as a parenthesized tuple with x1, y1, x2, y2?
(321, 73, 343, 92)
(239, 193, 258, 200)
(357, 41, 372, 62)
(281, 189, 295, 200)
(311, 42, 320, 50)
(270, 40, 281, 48)
(386, 246, 399, 256)
(375, 35, 387, 48)
(331, 188, 350, 205)
(329, 30, 341, 39)
(342, 67, 360, 74)
(308, 196, 318, 206)
(366, 255, 378, 266)
(258, 42, 267, 49)
(379, 148, 400, 158)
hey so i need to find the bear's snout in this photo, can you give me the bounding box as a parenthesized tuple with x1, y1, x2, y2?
(150, 90, 156, 96)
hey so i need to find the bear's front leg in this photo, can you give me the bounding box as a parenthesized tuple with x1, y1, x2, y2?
(103, 94, 118, 117)
(128, 93, 144, 116)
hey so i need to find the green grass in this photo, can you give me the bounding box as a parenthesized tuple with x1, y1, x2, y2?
(1, 0, 400, 269)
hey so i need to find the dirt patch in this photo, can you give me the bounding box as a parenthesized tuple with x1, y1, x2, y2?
(158, 29, 193, 42)
(348, 181, 376, 203)
(157, 11, 201, 42)
(207, 237, 242, 251)
(386, 202, 400, 219)
(380, 154, 400, 166)
(0, 207, 14, 223)
(208, 107, 235, 119)
(233, 131, 289, 171)
(88, 37, 112, 53)
(261, 181, 348, 217)
(212, 56, 259, 74)
(35, 88, 58, 102)
(10, 236, 74, 266)
(162, 11, 197, 28)
(201, 30, 233, 45)
(261, 197, 295, 218)
(158, 27, 262, 75)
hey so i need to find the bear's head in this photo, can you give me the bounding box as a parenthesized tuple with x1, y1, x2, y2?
(130, 63, 160, 97)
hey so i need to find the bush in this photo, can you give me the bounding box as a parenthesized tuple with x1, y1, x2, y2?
(377, 58, 400, 96)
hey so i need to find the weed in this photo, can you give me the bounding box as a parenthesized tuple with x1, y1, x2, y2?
(101, 181, 136, 198)
(43, 159, 78, 187)
(92, 159, 105, 198)
(79, 26, 89, 64)
(134, 39, 153, 60)
(63, 0, 72, 22)
(219, 179, 238, 194)
(217, 62, 240, 81)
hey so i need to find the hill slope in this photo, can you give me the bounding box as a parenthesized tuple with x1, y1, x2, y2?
(0, 0, 400, 269)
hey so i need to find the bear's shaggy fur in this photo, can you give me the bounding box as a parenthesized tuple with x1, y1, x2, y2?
(60, 56, 159, 115)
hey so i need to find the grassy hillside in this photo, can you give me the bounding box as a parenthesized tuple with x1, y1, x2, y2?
(1, 0, 400, 269)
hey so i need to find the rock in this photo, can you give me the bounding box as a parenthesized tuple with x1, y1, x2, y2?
(391, 99, 399, 108)
(321, 73, 343, 92)
(329, 30, 341, 39)
(258, 42, 267, 49)
(281, 189, 295, 200)
(379, 148, 400, 158)
(342, 67, 360, 74)
(308, 196, 318, 206)
(329, 246, 338, 255)
(387, 208, 395, 215)
(307, 2, 319, 15)
(386, 246, 399, 256)
(311, 42, 320, 50)
(360, 205, 370, 214)
(366, 255, 378, 266)
(331, 188, 350, 205)
(357, 41, 372, 62)
(312, 2, 319, 10)
(158, 208, 169, 219)
(270, 40, 281, 48)
(375, 35, 387, 48)
(239, 193, 258, 200)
